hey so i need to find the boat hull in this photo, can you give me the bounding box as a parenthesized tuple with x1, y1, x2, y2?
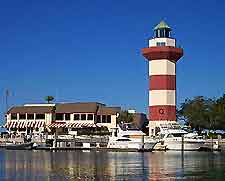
(5, 142, 34, 150)
(144, 142, 158, 150)
(107, 140, 143, 150)
(155, 140, 205, 151)
(107, 137, 157, 151)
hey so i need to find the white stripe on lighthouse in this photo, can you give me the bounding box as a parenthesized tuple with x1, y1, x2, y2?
(149, 59, 176, 76)
(149, 38, 176, 47)
(149, 90, 176, 106)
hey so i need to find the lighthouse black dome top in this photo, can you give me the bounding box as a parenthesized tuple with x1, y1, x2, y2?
(154, 21, 171, 38)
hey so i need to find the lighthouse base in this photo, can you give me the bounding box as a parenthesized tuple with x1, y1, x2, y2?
(148, 120, 178, 137)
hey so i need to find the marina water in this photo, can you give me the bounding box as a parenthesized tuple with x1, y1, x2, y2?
(0, 150, 225, 180)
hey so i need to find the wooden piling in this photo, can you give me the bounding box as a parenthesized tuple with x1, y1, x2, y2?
(181, 135, 184, 152)
(218, 135, 221, 150)
(211, 137, 213, 151)
(141, 135, 145, 149)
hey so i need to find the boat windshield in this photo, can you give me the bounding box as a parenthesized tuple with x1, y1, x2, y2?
(166, 133, 185, 138)
(122, 135, 129, 138)
(160, 123, 181, 130)
(116, 138, 131, 141)
(159, 134, 166, 139)
(119, 123, 139, 131)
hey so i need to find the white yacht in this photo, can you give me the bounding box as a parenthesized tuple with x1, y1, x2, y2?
(155, 122, 205, 151)
(107, 123, 158, 151)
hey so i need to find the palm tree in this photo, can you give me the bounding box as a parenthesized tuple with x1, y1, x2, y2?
(117, 110, 134, 124)
(45, 96, 54, 103)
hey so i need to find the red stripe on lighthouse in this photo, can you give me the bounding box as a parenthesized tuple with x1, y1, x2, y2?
(149, 105, 176, 121)
(150, 75, 176, 90)
(142, 46, 183, 62)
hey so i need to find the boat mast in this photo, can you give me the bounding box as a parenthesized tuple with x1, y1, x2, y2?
(5, 89, 9, 113)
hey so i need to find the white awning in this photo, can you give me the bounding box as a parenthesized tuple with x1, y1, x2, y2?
(47, 122, 97, 128)
(5, 121, 45, 129)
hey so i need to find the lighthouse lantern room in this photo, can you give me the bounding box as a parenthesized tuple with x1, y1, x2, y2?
(142, 21, 183, 136)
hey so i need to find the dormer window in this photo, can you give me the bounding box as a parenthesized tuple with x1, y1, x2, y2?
(156, 42, 166, 46)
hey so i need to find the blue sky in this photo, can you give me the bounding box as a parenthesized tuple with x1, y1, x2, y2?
(0, 0, 225, 124)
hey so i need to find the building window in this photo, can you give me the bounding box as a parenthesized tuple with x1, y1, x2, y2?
(81, 114, 86, 121)
(56, 113, 64, 120)
(107, 115, 111, 123)
(27, 114, 34, 120)
(102, 115, 106, 123)
(87, 114, 93, 120)
(74, 114, 80, 120)
(36, 114, 45, 120)
(97, 115, 101, 123)
(11, 113, 17, 120)
(156, 42, 166, 46)
(18, 128, 26, 132)
(19, 114, 26, 120)
(65, 113, 70, 121)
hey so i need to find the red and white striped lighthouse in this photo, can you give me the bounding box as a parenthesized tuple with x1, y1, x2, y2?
(142, 21, 183, 136)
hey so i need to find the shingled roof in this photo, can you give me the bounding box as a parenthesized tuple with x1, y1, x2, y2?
(97, 106, 121, 115)
(55, 102, 120, 114)
(8, 106, 54, 114)
(7, 102, 121, 115)
(55, 102, 103, 113)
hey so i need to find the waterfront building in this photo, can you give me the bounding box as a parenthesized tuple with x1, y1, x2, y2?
(142, 21, 183, 136)
(5, 102, 120, 136)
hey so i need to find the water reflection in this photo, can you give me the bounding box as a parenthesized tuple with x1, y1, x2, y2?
(148, 151, 225, 180)
(0, 150, 225, 180)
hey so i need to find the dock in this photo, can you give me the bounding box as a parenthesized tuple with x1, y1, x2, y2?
(1, 137, 225, 152)
(219, 139, 225, 152)
(34, 146, 151, 152)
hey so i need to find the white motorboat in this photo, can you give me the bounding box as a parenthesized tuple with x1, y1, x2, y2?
(107, 137, 145, 150)
(107, 123, 158, 151)
(155, 122, 205, 151)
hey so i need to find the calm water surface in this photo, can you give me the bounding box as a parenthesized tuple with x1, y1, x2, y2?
(0, 150, 225, 180)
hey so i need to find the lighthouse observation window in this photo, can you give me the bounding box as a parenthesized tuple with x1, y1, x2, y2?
(156, 42, 166, 46)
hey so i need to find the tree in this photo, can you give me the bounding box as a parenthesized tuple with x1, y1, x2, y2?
(178, 96, 209, 132)
(45, 96, 54, 103)
(212, 94, 225, 130)
(117, 110, 134, 124)
(178, 94, 225, 131)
